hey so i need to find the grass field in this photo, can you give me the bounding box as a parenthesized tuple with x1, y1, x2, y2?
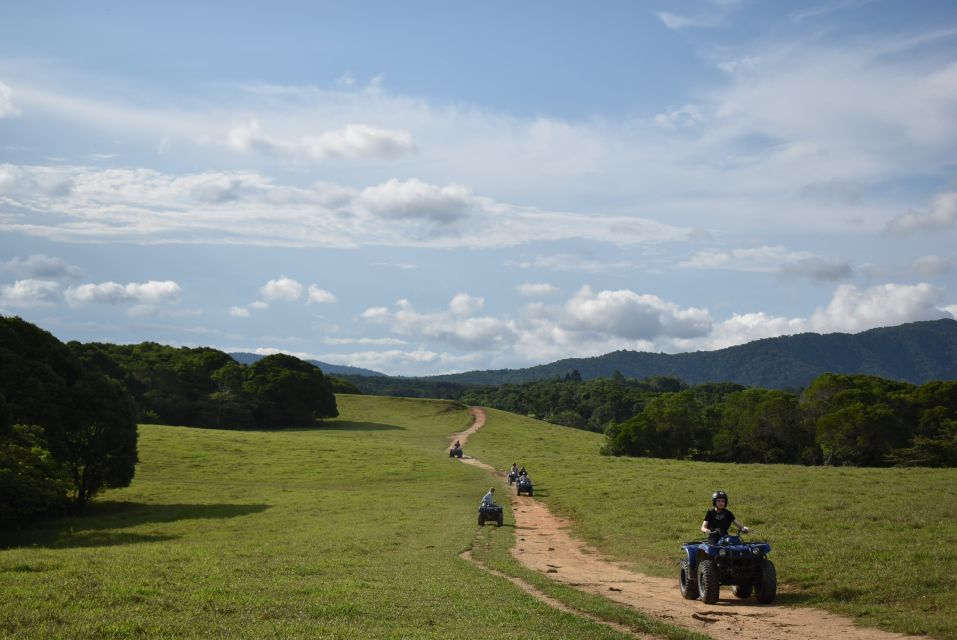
(1, 396, 684, 640)
(466, 406, 957, 639)
(3, 396, 956, 639)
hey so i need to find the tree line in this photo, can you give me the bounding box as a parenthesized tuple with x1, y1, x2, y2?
(602, 373, 957, 467)
(454, 369, 957, 467)
(1, 316, 344, 528)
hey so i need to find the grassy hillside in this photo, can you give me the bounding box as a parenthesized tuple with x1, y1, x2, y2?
(0, 396, 672, 640)
(467, 407, 957, 638)
(4, 395, 956, 638)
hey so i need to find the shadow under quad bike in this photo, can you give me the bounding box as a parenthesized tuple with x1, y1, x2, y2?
(478, 503, 504, 526)
(679, 530, 776, 605)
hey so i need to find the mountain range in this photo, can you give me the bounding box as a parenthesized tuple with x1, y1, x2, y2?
(422, 319, 957, 389)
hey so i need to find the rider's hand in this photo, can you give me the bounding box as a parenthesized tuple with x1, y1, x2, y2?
(741, 527, 751, 533)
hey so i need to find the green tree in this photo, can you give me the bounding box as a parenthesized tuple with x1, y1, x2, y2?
(244, 354, 338, 426)
(66, 374, 139, 506)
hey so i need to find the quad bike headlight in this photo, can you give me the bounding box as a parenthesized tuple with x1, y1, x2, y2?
(719, 549, 728, 557)
(751, 547, 761, 555)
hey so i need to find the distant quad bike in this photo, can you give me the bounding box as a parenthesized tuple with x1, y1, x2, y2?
(449, 445, 463, 458)
(679, 530, 776, 605)
(516, 476, 534, 496)
(478, 504, 504, 526)
(507, 471, 518, 486)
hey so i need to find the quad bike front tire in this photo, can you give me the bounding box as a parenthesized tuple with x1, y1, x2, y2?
(679, 559, 699, 600)
(697, 559, 720, 605)
(478, 514, 485, 526)
(496, 513, 503, 526)
(731, 584, 753, 599)
(756, 559, 777, 604)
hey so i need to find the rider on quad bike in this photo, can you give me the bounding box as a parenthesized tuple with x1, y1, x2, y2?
(701, 490, 750, 541)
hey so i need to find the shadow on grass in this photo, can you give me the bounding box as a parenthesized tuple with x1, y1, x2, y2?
(322, 420, 405, 432)
(0, 501, 270, 550)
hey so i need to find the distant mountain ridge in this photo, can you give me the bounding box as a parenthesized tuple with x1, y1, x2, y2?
(229, 352, 384, 378)
(422, 319, 957, 389)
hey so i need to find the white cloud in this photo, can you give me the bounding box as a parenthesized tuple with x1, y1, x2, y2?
(563, 286, 712, 340)
(517, 283, 558, 297)
(912, 255, 952, 277)
(509, 254, 641, 273)
(260, 277, 302, 302)
(307, 285, 336, 304)
(65, 280, 181, 305)
(680, 246, 815, 272)
(323, 336, 407, 346)
(229, 306, 250, 318)
(885, 191, 957, 235)
(450, 293, 484, 316)
(0, 82, 20, 117)
(808, 283, 948, 333)
(225, 119, 414, 161)
(943, 305, 957, 319)
(358, 178, 474, 225)
(1, 254, 83, 280)
(654, 104, 706, 130)
(0, 164, 689, 248)
(0, 279, 61, 307)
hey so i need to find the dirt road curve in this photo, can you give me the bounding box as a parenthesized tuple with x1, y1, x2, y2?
(454, 407, 914, 640)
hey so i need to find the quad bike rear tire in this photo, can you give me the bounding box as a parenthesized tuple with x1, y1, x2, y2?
(679, 559, 699, 600)
(496, 513, 503, 526)
(697, 559, 720, 604)
(756, 559, 777, 604)
(478, 514, 484, 526)
(731, 584, 753, 599)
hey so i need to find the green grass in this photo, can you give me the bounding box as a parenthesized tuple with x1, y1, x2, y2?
(1, 396, 659, 640)
(467, 406, 957, 639)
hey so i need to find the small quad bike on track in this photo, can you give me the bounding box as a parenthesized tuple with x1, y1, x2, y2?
(679, 530, 776, 605)
(449, 444, 463, 458)
(516, 476, 534, 496)
(478, 504, 504, 526)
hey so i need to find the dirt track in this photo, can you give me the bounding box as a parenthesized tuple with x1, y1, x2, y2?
(453, 407, 914, 640)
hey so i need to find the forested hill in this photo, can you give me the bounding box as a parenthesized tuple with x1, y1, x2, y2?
(425, 319, 957, 389)
(230, 352, 383, 377)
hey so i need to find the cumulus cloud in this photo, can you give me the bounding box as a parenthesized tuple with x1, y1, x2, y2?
(517, 283, 558, 297)
(307, 285, 336, 304)
(358, 178, 474, 225)
(0, 279, 61, 307)
(229, 306, 250, 318)
(0, 82, 19, 117)
(225, 119, 414, 161)
(654, 104, 706, 130)
(885, 191, 957, 235)
(260, 277, 303, 302)
(807, 282, 948, 333)
(1, 254, 83, 280)
(563, 286, 712, 340)
(779, 257, 854, 281)
(65, 280, 181, 305)
(362, 296, 518, 350)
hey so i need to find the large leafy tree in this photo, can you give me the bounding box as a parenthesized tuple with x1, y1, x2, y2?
(244, 354, 338, 426)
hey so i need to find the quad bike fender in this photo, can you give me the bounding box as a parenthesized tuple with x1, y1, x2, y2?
(681, 546, 700, 573)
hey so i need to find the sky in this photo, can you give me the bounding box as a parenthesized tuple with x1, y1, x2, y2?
(1, 0, 956, 376)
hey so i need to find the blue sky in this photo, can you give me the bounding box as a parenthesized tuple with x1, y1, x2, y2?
(2, 0, 956, 376)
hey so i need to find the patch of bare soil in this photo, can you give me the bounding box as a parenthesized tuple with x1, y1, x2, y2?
(454, 407, 915, 640)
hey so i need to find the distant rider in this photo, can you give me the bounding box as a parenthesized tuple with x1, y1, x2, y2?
(701, 490, 750, 542)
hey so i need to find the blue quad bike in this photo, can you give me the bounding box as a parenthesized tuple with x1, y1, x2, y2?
(449, 445, 464, 458)
(478, 503, 504, 526)
(516, 476, 534, 496)
(679, 530, 776, 605)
